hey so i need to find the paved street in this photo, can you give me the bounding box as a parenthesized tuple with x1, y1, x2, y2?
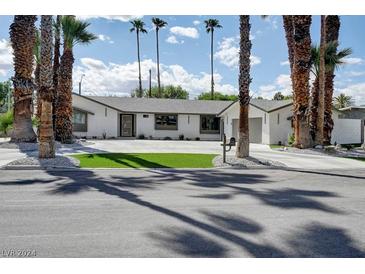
(0, 168, 365, 257)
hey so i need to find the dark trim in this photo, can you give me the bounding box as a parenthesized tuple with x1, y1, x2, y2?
(155, 113, 178, 130)
(200, 115, 221, 134)
(120, 114, 135, 137)
(73, 106, 94, 115)
(72, 108, 88, 132)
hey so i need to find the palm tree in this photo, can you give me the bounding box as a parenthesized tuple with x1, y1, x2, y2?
(309, 42, 351, 143)
(53, 15, 62, 132)
(324, 15, 341, 145)
(130, 19, 147, 97)
(334, 93, 353, 109)
(204, 19, 222, 100)
(152, 17, 167, 98)
(55, 16, 96, 143)
(9, 15, 37, 143)
(290, 16, 312, 148)
(316, 15, 327, 146)
(34, 29, 41, 120)
(38, 15, 55, 158)
(236, 16, 251, 158)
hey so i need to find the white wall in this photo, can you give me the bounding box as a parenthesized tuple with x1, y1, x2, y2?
(268, 106, 293, 145)
(331, 111, 362, 144)
(72, 94, 119, 138)
(135, 113, 221, 140)
(221, 103, 270, 143)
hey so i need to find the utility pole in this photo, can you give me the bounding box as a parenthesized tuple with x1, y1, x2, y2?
(79, 74, 85, 95)
(148, 69, 152, 98)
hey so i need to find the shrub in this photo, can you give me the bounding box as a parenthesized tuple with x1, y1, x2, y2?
(164, 136, 172, 140)
(195, 137, 200, 141)
(0, 111, 13, 135)
(102, 132, 107, 139)
(179, 134, 184, 140)
(137, 134, 145, 139)
(288, 133, 295, 146)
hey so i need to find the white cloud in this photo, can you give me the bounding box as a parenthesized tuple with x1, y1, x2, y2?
(256, 74, 292, 99)
(169, 26, 199, 39)
(280, 60, 290, 66)
(346, 71, 365, 77)
(263, 16, 279, 30)
(76, 15, 142, 22)
(97, 34, 114, 44)
(214, 37, 261, 68)
(336, 83, 365, 105)
(343, 57, 364, 65)
(165, 35, 184, 44)
(74, 58, 236, 98)
(193, 20, 201, 26)
(0, 39, 13, 76)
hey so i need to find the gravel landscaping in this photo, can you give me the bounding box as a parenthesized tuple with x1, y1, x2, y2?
(5, 155, 80, 169)
(213, 155, 286, 168)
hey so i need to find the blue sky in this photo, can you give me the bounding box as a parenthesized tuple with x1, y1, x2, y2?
(1, 15, 365, 104)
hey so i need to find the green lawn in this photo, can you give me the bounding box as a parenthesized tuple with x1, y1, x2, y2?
(345, 157, 365, 162)
(72, 153, 217, 168)
(269, 144, 285, 149)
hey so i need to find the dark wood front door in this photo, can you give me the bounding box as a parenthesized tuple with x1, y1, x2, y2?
(120, 114, 134, 137)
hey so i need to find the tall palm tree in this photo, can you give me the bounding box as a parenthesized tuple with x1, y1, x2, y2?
(309, 42, 351, 142)
(236, 15, 251, 158)
(130, 19, 147, 97)
(316, 15, 327, 145)
(204, 19, 222, 100)
(291, 16, 312, 148)
(38, 15, 55, 158)
(55, 16, 96, 143)
(334, 93, 353, 109)
(152, 17, 167, 98)
(53, 15, 62, 132)
(34, 29, 41, 120)
(324, 15, 340, 145)
(9, 15, 37, 143)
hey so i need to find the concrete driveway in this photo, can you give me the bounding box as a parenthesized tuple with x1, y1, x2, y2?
(58, 140, 364, 170)
(1, 168, 364, 257)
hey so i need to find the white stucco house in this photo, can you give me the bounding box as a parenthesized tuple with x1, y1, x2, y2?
(71, 93, 364, 145)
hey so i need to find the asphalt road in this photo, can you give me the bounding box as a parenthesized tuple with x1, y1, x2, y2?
(0, 168, 365, 258)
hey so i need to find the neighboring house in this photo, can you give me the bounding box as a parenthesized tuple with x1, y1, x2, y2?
(338, 106, 365, 144)
(72, 93, 231, 141)
(71, 94, 364, 144)
(218, 99, 364, 145)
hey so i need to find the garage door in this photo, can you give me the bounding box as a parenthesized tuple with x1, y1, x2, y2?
(232, 118, 262, 144)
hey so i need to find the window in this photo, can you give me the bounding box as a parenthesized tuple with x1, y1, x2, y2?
(155, 114, 178, 130)
(105, 108, 108, 117)
(72, 109, 87, 132)
(143, 114, 149, 118)
(264, 113, 267, 124)
(200, 115, 220, 134)
(277, 113, 280, 124)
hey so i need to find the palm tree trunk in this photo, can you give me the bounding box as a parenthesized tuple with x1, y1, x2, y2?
(309, 76, 319, 141)
(9, 15, 37, 143)
(39, 15, 55, 158)
(236, 15, 251, 158)
(156, 28, 161, 98)
(316, 15, 326, 146)
(136, 30, 142, 97)
(53, 15, 61, 135)
(35, 63, 41, 120)
(324, 15, 340, 145)
(210, 29, 214, 100)
(55, 47, 74, 143)
(292, 16, 312, 148)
